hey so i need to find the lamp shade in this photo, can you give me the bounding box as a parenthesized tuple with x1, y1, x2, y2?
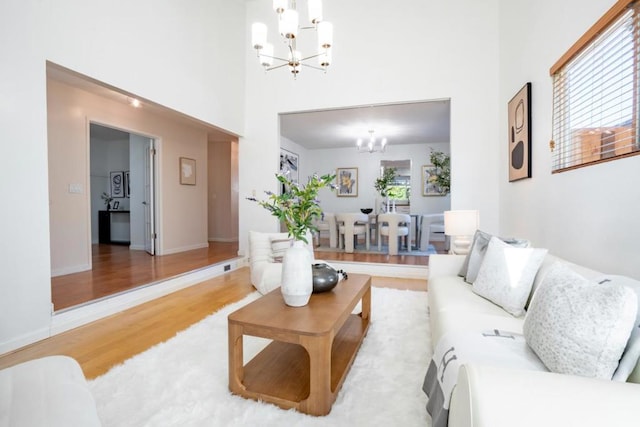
(444, 210, 479, 237)
(308, 0, 323, 23)
(280, 9, 298, 39)
(317, 21, 333, 48)
(251, 23, 267, 49)
(318, 47, 331, 67)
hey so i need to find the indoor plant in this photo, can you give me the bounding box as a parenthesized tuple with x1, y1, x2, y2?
(429, 149, 451, 195)
(374, 167, 396, 212)
(248, 171, 336, 306)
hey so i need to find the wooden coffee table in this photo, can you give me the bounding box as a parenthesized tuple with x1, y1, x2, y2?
(228, 274, 371, 416)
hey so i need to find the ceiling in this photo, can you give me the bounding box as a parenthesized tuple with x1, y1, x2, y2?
(279, 100, 450, 150)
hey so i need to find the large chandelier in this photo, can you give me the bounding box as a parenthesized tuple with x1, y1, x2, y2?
(251, 0, 333, 78)
(357, 130, 388, 154)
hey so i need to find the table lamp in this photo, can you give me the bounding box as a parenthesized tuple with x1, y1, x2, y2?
(444, 210, 479, 255)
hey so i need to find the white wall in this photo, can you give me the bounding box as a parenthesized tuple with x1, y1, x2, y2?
(240, 0, 500, 255)
(0, 0, 245, 353)
(498, 0, 640, 278)
(208, 139, 239, 242)
(289, 142, 451, 216)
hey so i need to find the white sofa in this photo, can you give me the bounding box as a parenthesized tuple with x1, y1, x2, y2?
(427, 252, 640, 427)
(0, 356, 101, 426)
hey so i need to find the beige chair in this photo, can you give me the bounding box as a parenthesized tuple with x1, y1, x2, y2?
(313, 212, 338, 248)
(419, 213, 449, 252)
(336, 212, 370, 253)
(248, 230, 314, 294)
(378, 213, 411, 255)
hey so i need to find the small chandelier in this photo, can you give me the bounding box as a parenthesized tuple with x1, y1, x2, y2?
(251, 0, 333, 78)
(357, 130, 388, 154)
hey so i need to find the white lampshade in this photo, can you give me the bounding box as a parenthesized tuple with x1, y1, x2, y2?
(318, 47, 331, 67)
(444, 210, 479, 236)
(273, 0, 287, 13)
(444, 210, 479, 255)
(317, 21, 333, 48)
(251, 23, 267, 50)
(259, 43, 274, 67)
(280, 9, 298, 39)
(308, 0, 323, 23)
(356, 138, 363, 148)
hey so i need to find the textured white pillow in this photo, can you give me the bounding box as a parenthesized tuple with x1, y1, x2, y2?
(472, 236, 547, 317)
(461, 230, 530, 284)
(270, 237, 292, 263)
(524, 263, 638, 379)
(594, 275, 640, 382)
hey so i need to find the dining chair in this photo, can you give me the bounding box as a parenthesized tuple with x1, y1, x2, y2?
(419, 213, 449, 251)
(336, 212, 370, 253)
(313, 212, 338, 248)
(378, 213, 411, 255)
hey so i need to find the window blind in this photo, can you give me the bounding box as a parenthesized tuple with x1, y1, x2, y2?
(551, 0, 640, 172)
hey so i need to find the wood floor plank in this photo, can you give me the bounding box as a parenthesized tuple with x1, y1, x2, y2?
(0, 267, 426, 380)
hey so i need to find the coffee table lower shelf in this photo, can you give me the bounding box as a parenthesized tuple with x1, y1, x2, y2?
(231, 313, 369, 415)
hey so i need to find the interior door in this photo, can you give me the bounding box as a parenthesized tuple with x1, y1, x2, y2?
(144, 140, 156, 255)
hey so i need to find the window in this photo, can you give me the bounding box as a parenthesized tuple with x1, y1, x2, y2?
(551, 0, 640, 172)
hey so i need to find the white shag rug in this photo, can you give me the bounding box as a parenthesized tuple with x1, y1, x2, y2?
(89, 287, 432, 427)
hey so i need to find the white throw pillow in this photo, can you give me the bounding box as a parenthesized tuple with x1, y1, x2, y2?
(461, 230, 530, 284)
(270, 237, 292, 263)
(472, 236, 547, 317)
(593, 275, 640, 382)
(524, 263, 638, 379)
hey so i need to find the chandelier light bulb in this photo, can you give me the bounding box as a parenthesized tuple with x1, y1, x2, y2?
(308, 0, 323, 24)
(251, 23, 267, 50)
(356, 138, 363, 147)
(280, 9, 299, 39)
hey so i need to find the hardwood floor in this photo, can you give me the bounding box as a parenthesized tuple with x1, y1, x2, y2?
(1, 267, 426, 379)
(51, 239, 438, 311)
(51, 242, 240, 311)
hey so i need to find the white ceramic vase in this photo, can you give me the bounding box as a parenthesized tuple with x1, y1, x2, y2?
(281, 240, 313, 307)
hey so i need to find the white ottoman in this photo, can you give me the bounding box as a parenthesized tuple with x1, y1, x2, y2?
(0, 356, 101, 426)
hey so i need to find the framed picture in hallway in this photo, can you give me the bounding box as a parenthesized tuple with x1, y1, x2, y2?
(337, 167, 358, 197)
(180, 157, 196, 185)
(110, 171, 125, 198)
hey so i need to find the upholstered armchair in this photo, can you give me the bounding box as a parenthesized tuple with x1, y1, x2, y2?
(312, 212, 338, 248)
(378, 213, 411, 255)
(419, 213, 449, 252)
(248, 230, 314, 294)
(336, 212, 370, 253)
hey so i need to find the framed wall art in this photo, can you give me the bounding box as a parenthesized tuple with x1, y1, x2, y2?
(508, 82, 532, 182)
(110, 171, 125, 198)
(279, 148, 299, 184)
(421, 165, 443, 196)
(336, 167, 358, 197)
(180, 157, 196, 185)
(124, 170, 130, 197)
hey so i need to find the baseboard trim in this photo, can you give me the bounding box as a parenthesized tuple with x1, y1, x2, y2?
(322, 261, 428, 279)
(51, 263, 91, 277)
(208, 237, 239, 243)
(0, 327, 50, 356)
(160, 242, 209, 255)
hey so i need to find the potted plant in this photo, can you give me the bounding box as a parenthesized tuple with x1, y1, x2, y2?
(374, 167, 396, 212)
(248, 171, 336, 306)
(429, 149, 451, 195)
(101, 192, 114, 210)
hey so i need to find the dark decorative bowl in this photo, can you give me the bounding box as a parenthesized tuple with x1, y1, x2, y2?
(360, 208, 373, 214)
(312, 263, 340, 293)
